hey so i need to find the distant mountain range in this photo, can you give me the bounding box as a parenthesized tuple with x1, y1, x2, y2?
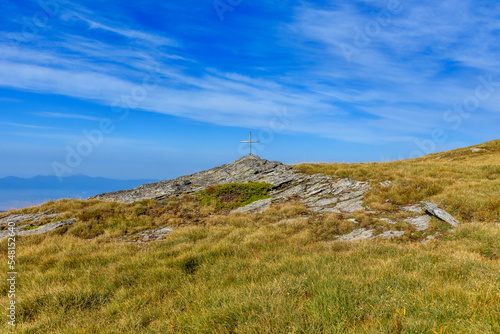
(0, 175, 158, 211)
(0, 175, 157, 190)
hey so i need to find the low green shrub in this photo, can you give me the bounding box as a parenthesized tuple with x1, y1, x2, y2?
(196, 182, 273, 210)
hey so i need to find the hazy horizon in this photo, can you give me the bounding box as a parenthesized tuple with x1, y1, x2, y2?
(0, 175, 159, 211)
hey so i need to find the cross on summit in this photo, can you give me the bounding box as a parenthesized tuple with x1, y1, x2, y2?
(241, 132, 260, 155)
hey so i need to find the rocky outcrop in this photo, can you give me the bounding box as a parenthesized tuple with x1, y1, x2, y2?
(0, 212, 76, 240)
(0, 212, 58, 226)
(92, 155, 371, 214)
(91, 155, 295, 203)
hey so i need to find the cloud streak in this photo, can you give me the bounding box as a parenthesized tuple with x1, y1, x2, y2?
(36, 112, 102, 121)
(1, 122, 57, 130)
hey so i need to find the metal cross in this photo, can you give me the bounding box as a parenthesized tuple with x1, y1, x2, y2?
(241, 131, 260, 155)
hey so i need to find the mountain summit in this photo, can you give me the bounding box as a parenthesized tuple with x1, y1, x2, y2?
(91, 155, 370, 214)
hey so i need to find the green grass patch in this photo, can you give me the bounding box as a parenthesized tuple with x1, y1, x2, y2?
(196, 182, 273, 210)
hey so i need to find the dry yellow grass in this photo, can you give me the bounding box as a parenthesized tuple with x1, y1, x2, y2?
(0, 222, 498, 333)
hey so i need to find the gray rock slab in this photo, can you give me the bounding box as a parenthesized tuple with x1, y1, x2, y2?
(421, 201, 459, 227)
(402, 204, 424, 213)
(0, 218, 76, 240)
(0, 212, 59, 226)
(231, 198, 274, 214)
(405, 215, 431, 231)
(304, 188, 324, 198)
(336, 228, 374, 241)
(335, 196, 365, 213)
(126, 226, 173, 243)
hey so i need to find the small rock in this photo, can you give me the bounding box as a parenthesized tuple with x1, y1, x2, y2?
(379, 180, 392, 187)
(124, 226, 173, 243)
(421, 201, 459, 227)
(231, 198, 274, 213)
(377, 230, 405, 239)
(422, 232, 440, 243)
(402, 204, 424, 213)
(155, 227, 173, 234)
(336, 228, 374, 241)
(379, 218, 397, 224)
(470, 148, 485, 152)
(405, 215, 431, 231)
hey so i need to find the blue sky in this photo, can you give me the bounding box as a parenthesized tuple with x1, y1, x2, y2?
(1, 0, 499, 180)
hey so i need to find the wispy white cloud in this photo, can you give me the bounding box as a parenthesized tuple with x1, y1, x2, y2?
(0, 122, 57, 130)
(68, 11, 179, 47)
(35, 112, 102, 121)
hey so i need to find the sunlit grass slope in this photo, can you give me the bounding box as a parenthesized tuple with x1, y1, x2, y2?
(0, 221, 498, 333)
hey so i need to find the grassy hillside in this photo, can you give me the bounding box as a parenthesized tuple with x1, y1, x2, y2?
(0, 141, 499, 333)
(295, 140, 500, 223)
